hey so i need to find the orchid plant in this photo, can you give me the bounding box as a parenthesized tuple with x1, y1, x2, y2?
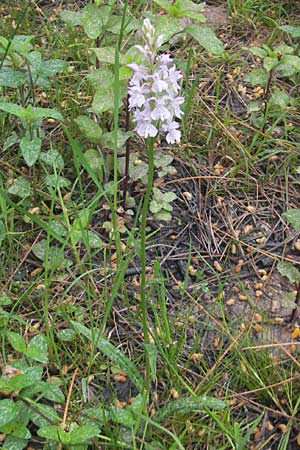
(127, 18, 183, 406)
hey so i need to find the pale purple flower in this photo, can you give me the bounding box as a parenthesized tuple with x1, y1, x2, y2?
(162, 120, 181, 144)
(128, 19, 184, 144)
(151, 71, 169, 93)
(136, 119, 158, 138)
(151, 97, 172, 121)
(169, 95, 185, 118)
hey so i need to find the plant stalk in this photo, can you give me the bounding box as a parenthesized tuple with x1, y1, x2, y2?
(139, 137, 154, 410)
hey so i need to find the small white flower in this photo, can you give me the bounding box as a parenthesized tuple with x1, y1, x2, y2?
(151, 97, 172, 121)
(136, 120, 158, 138)
(162, 121, 181, 144)
(168, 95, 185, 118)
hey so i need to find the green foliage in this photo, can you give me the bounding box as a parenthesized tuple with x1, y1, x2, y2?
(150, 187, 177, 221)
(0, 331, 64, 449)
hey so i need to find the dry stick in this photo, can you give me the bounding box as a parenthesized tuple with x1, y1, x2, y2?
(243, 342, 300, 351)
(226, 374, 300, 400)
(58, 368, 78, 450)
(122, 94, 131, 210)
(278, 344, 300, 370)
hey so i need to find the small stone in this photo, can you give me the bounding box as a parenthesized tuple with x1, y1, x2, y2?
(243, 224, 253, 234)
(278, 424, 288, 433)
(213, 261, 223, 272)
(182, 191, 193, 201)
(170, 388, 180, 399)
(226, 298, 235, 306)
(295, 240, 300, 252)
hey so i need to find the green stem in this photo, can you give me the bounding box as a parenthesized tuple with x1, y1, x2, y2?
(139, 136, 154, 410)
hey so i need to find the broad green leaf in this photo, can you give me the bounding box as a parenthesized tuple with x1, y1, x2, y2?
(269, 90, 290, 110)
(7, 331, 26, 353)
(277, 261, 300, 283)
(87, 67, 113, 89)
(59, 10, 82, 26)
(8, 177, 32, 198)
(154, 210, 172, 221)
(0, 293, 12, 306)
(153, 0, 173, 13)
(163, 202, 173, 212)
(130, 163, 148, 181)
(11, 425, 31, 440)
(175, 0, 206, 21)
(11, 35, 34, 55)
(82, 4, 110, 39)
(76, 115, 102, 143)
(0, 374, 36, 393)
(110, 406, 136, 426)
(280, 291, 297, 309)
(4, 131, 19, 151)
(20, 136, 41, 167)
(57, 328, 77, 342)
(86, 231, 102, 248)
(73, 208, 90, 230)
(38, 426, 69, 443)
(21, 381, 64, 403)
(92, 89, 115, 114)
(156, 395, 226, 419)
(45, 174, 71, 188)
(3, 435, 28, 450)
(31, 239, 63, 264)
(0, 102, 26, 119)
(100, 130, 132, 149)
(280, 25, 300, 38)
(68, 425, 100, 444)
(26, 106, 63, 121)
(274, 44, 294, 55)
(39, 148, 64, 170)
(106, 15, 139, 35)
(185, 24, 224, 56)
(81, 407, 107, 425)
(249, 47, 268, 58)
(71, 321, 143, 391)
(150, 200, 161, 214)
(154, 152, 173, 168)
(40, 59, 67, 77)
(247, 100, 261, 113)
(276, 54, 300, 77)
(84, 148, 102, 172)
(38, 424, 100, 445)
(26, 50, 42, 68)
(30, 404, 60, 428)
(155, 16, 184, 42)
(93, 47, 126, 65)
(0, 68, 26, 87)
(162, 192, 177, 202)
(23, 365, 43, 381)
(263, 56, 279, 72)
(283, 209, 300, 230)
(0, 399, 18, 427)
(244, 68, 268, 86)
(32, 239, 52, 261)
(25, 334, 48, 363)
